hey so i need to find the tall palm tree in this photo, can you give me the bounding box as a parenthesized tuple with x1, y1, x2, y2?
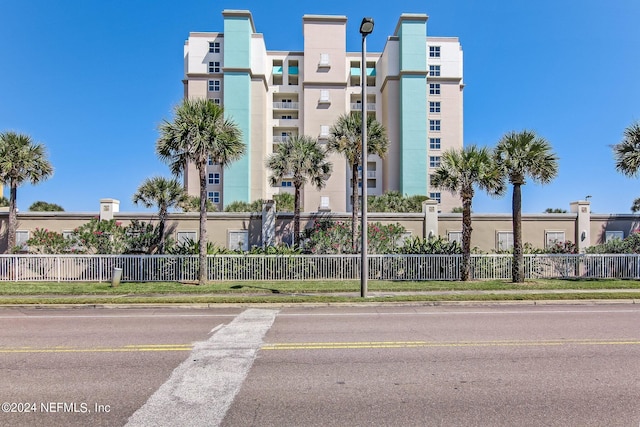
(431, 145, 504, 281)
(266, 135, 332, 247)
(156, 99, 244, 284)
(0, 131, 53, 252)
(613, 121, 640, 184)
(495, 130, 558, 283)
(132, 176, 187, 253)
(328, 112, 388, 251)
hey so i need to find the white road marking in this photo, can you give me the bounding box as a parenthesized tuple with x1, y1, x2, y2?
(125, 308, 278, 427)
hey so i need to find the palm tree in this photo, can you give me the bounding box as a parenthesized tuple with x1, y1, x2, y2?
(132, 176, 187, 253)
(495, 130, 559, 282)
(0, 131, 53, 252)
(266, 135, 332, 247)
(156, 99, 245, 284)
(431, 145, 504, 281)
(328, 112, 388, 250)
(613, 121, 640, 201)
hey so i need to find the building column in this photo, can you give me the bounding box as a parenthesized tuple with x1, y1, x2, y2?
(570, 200, 591, 252)
(423, 199, 438, 239)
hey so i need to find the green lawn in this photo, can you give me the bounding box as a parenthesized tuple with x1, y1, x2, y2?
(0, 279, 639, 304)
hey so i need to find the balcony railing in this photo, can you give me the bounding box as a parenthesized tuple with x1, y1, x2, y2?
(273, 102, 299, 110)
(350, 103, 376, 111)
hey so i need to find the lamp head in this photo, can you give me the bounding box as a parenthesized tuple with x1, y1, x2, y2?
(360, 17, 374, 36)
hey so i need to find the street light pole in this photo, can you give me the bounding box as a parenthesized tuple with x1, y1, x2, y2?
(359, 17, 374, 298)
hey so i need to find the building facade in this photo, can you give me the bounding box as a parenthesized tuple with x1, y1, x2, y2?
(183, 10, 464, 213)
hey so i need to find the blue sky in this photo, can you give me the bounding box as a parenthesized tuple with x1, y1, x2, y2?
(1, 0, 639, 214)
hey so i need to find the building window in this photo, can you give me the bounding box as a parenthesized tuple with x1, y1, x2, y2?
(319, 125, 330, 138)
(177, 231, 197, 244)
(429, 156, 441, 168)
(15, 230, 29, 252)
(545, 231, 566, 248)
(319, 53, 330, 67)
(209, 41, 220, 53)
(208, 173, 220, 185)
(429, 192, 441, 203)
(281, 181, 292, 187)
(228, 230, 249, 251)
(605, 231, 624, 242)
(429, 83, 441, 95)
(429, 65, 441, 77)
(281, 115, 292, 120)
(429, 120, 441, 132)
(207, 191, 220, 203)
(208, 80, 220, 92)
(319, 90, 330, 103)
(213, 98, 221, 105)
(497, 232, 514, 251)
(448, 231, 462, 244)
(429, 101, 441, 113)
(429, 138, 441, 150)
(429, 46, 441, 58)
(208, 61, 221, 73)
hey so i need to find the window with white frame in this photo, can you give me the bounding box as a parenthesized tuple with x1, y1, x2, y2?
(497, 231, 514, 251)
(545, 231, 566, 248)
(429, 138, 441, 150)
(213, 191, 220, 204)
(319, 53, 330, 67)
(177, 231, 197, 244)
(448, 231, 462, 244)
(208, 61, 221, 73)
(429, 192, 441, 203)
(209, 41, 220, 53)
(319, 125, 330, 138)
(429, 120, 441, 131)
(281, 181, 292, 187)
(429, 101, 441, 113)
(429, 46, 441, 58)
(429, 65, 441, 77)
(213, 173, 220, 184)
(213, 98, 221, 105)
(208, 173, 215, 184)
(429, 83, 441, 95)
(15, 230, 29, 251)
(605, 231, 624, 242)
(208, 80, 220, 92)
(228, 230, 249, 251)
(319, 90, 330, 103)
(429, 156, 441, 168)
(207, 191, 215, 202)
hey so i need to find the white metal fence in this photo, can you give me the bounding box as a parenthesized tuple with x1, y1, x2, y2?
(1, 254, 640, 282)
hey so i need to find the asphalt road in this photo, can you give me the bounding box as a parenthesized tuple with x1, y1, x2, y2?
(1, 304, 640, 426)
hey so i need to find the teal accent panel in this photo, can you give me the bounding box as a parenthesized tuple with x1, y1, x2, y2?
(223, 72, 251, 203)
(223, 16, 252, 69)
(398, 19, 427, 72)
(366, 67, 376, 76)
(400, 74, 427, 196)
(351, 67, 361, 76)
(288, 66, 299, 75)
(273, 66, 283, 74)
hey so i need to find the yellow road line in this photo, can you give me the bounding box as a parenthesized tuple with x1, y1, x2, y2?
(261, 339, 640, 350)
(0, 344, 193, 354)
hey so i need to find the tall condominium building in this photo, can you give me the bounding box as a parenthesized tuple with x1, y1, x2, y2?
(183, 10, 463, 213)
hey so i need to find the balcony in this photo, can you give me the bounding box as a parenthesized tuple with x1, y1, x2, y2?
(350, 103, 376, 111)
(272, 135, 294, 143)
(273, 102, 299, 110)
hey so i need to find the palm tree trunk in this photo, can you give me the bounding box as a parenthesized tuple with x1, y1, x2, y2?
(158, 209, 167, 255)
(512, 183, 524, 282)
(8, 182, 17, 252)
(461, 193, 472, 281)
(198, 164, 208, 285)
(351, 164, 359, 252)
(293, 184, 301, 247)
